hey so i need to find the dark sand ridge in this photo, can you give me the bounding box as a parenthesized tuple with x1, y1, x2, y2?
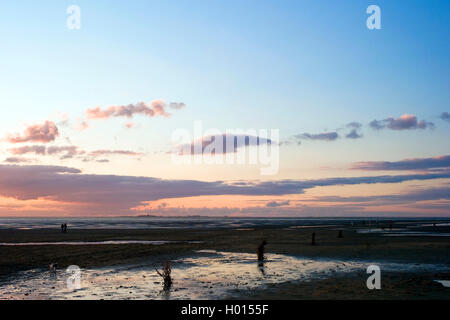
(0, 221, 449, 299)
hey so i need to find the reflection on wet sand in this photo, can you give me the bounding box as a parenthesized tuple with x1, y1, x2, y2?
(0, 240, 203, 246)
(258, 261, 266, 276)
(1, 250, 449, 300)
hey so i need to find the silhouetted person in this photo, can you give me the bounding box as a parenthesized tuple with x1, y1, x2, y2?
(60, 224, 64, 233)
(155, 261, 172, 290)
(63, 224, 67, 233)
(338, 230, 343, 238)
(311, 232, 316, 245)
(49, 263, 58, 274)
(257, 240, 267, 261)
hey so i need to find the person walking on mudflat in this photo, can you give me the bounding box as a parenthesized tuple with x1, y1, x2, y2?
(257, 240, 267, 261)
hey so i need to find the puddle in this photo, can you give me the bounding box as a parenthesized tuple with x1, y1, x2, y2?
(357, 229, 450, 237)
(412, 223, 450, 228)
(357, 228, 402, 233)
(383, 233, 450, 237)
(289, 225, 338, 229)
(0, 240, 203, 246)
(0, 250, 448, 300)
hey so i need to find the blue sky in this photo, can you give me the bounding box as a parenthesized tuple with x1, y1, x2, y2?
(1, 1, 448, 129)
(0, 1, 449, 216)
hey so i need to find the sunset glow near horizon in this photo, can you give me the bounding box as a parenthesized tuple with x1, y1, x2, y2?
(0, 1, 449, 217)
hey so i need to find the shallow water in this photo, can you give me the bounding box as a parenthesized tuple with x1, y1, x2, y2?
(383, 232, 450, 237)
(413, 223, 450, 227)
(1, 217, 448, 230)
(356, 228, 450, 237)
(1, 250, 448, 300)
(0, 240, 203, 246)
(434, 280, 450, 288)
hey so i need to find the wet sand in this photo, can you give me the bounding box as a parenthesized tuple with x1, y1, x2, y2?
(0, 221, 449, 299)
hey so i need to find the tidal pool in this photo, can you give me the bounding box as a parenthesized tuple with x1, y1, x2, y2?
(0, 250, 448, 300)
(356, 229, 450, 237)
(434, 280, 450, 288)
(0, 240, 202, 246)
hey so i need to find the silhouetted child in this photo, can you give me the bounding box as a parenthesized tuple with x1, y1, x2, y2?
(155, 261, 172, 290)
(311, 232, 316, 245)
(49, 263, 57, 274)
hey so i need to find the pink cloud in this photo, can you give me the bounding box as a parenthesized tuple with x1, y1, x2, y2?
(0, 164, 449, 216)
(7, 121, 59, 144)
(7, 145, 143, 161)
(125, 122, 135, 129)
(47, 146, 81, 159)
(3, 157, 34, 164)
(8, 145, 81, 160)
(76, 120, 90, 131)
(9, 145, 46, 155)
(86, 100, 173, 120)
(88, 150, 145, 157)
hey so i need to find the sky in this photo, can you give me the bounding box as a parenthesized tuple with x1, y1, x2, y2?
(0, 0, 449, 217)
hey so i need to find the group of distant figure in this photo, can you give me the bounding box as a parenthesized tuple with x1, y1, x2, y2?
(60, 223, 68, 233)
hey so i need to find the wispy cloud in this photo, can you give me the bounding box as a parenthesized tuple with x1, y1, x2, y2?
(266, 200, 290, 207)
(0, 164, 449, 215)
(314, 185, 450, 204)
(9, 145, 81, 160)
(47, 146, 81, 159)
(3, 157, 34, 164)
(440, 112, 450, 122)
(345, 129, 363, 139)
(7, 145, 142, 161)
(346, 122, 363, 129)
(9, 145, 46, 155)
(343, 122, 363, 139)
(369, 114, 434, 130)
(87, 150, 144, 157)
(169, 102, 186, 110)
(86, 99, 181, 120)
(352, 155, 450, 171)
(294, 132, 339, 141)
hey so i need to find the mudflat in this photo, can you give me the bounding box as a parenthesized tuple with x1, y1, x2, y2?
(0, 221, 449, 299)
